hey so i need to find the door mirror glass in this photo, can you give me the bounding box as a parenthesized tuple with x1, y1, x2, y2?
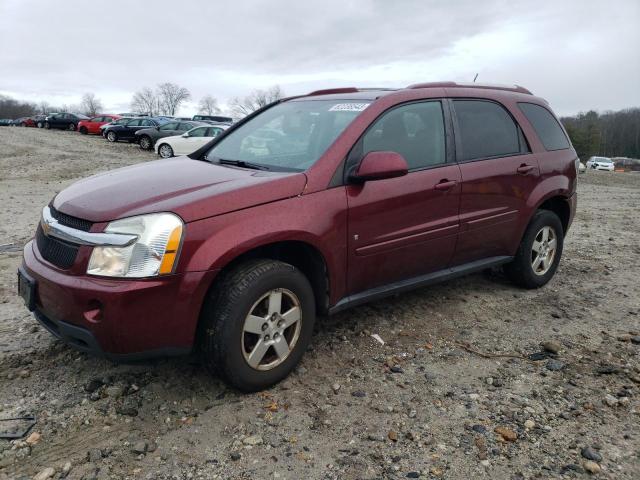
(350, 151, 408, 182)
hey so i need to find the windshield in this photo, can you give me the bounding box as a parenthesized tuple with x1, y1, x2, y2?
(205, 100, 370, 171)
(595, 157, 612, 163)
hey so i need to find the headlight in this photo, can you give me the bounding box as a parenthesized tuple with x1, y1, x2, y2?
(87, 213, 183, 278)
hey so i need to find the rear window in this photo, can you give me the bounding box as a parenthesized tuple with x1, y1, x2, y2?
(453, 100, 522, 161)
(518, 103, 570, 151)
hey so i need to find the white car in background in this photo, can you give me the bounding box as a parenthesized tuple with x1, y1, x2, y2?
(576, 159, 586, 173)
(155, 124, 229, 158)
(586, 156, 615, 171)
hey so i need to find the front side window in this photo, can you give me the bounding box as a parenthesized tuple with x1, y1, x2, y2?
(453, 100, 521, 161)
(205, 99, 371, 171)
(209, 127, 224, 137)
(360, 101, 446, 170)
(518, 103, 570, 151)
(159, 122, 178, 131)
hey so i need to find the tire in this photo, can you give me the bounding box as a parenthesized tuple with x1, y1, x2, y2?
(68, 123, 76, 131)
(79, 126, 88, 135)
(504, 210, 564, 289)
(158, 143, 174, 158)
(20, 122, 26, 127)
(106, 131, 117, 142)
(37, 122, 43, 128)
(200, 259, 316, 392)
(44, 122, 50, 129)
(139, 135, 152, 150)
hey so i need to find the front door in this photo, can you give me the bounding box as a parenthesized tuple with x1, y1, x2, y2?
(346, 100, 461, 295)
(449, 99, 540, 265)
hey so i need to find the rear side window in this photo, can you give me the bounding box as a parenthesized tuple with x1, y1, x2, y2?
(361, 101, 446, 170)
(518, 103, 570, 151)
(453, 100, 522, 161)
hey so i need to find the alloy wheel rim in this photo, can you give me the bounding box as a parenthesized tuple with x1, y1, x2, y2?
(531, 226, 557, 276)
(241, 288, 302, 371)
(140, 137, 150, 149)
(160, 145, 172, 157)
(107, 132, 116, 141)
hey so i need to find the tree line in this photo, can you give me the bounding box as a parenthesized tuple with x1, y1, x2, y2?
(561, 108, 640, 160)
(0, 83, 285, 120)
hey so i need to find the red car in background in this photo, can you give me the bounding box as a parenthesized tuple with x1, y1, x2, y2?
(78, 114, 121, 135)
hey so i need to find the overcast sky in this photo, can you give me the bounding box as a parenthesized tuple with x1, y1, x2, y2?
(1, 0, 638, 116)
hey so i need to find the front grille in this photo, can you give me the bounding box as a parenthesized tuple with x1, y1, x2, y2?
(35, 207, 94, 269)
(49, 206, 92, 232)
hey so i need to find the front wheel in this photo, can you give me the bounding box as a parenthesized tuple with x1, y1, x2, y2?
(79, 126, 88, 135)
(158, 143, 174, 158)
(106, 131, 117, 142)
(200, 259, 316, 392)
(37, 122, 43, 128)
(504, 210, 564, 289)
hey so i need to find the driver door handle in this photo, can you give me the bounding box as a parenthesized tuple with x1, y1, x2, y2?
(434, 179, 458, 191)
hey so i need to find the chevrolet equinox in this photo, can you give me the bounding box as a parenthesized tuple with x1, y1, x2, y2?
(19, 82, 577, 391)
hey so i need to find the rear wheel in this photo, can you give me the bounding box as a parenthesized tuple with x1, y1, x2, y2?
(68, 123, 76, 131)
(200, 259, 316, 392)
(44, 122, 50, 129)
(504, 210, 563, 289)
(37, 121, 43, 128)
(158, 143, 174, 158)
(106, 131, 117, 142)
(139, 135, 152, 150)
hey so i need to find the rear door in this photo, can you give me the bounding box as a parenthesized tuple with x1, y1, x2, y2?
(450, 99, 539, 265)
(346, 100, 461, 295)
(122, 119, 142, 138)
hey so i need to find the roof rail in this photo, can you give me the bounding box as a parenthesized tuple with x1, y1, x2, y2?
(406, 81, 532, 95)
(307, 87, 359, 96)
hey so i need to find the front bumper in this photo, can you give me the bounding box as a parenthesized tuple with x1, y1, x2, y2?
(21, 240, 217, 359)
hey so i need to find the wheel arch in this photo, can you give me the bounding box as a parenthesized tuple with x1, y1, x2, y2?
(206, 240, 330, 315)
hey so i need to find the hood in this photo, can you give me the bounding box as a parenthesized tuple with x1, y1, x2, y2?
(53, 158, 307, 223)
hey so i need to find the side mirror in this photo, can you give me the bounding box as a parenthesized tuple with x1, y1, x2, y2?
(181, 133, 189, 138)
(350, 151, 408, 182)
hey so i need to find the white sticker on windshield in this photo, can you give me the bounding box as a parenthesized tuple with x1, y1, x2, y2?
(329, 103, 369, 112)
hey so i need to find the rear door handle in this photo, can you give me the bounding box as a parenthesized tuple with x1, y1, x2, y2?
(434, 179, 458, 191)
(517, 164, 535, 174)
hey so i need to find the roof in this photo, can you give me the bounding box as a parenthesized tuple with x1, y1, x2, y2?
(294, 82, 533, 101)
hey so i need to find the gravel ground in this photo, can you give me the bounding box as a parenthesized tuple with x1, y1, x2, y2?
(0, 127, 639, 480)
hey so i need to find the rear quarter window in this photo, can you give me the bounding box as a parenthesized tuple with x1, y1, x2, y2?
(518, 103, 570, 151)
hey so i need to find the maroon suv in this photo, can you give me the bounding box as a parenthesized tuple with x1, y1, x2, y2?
(19, 82, 577, 391)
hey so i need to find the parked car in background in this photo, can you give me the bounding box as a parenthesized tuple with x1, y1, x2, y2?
(135, 120, 207, 150)
(44, 113, 89, 131)
(193, 114, 233, 123)
(576, 159, 586, 173)
(100, 117, 133, 137)
(16, 116, 37, 127)
(103, 117, 170, 143)
(33, 114, 47, 128)
(586, 156, 614, 171)
(78, 115, 122, 135)
(155, 124, 229, 158)
(19, 82, 577, 391)
(0, 119, 12, 126)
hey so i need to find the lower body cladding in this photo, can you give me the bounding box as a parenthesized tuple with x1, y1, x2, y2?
(20, 240, 217, 361)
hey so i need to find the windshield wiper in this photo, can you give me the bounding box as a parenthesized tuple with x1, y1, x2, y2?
(217, 158, 270, 171)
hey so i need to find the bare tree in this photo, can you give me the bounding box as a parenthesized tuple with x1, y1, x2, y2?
(80, 93, 103, 116)
(229, 85, 284, 118)
(38, 101, 51, 114)
(198, 95, 221, 115)
(157, 82, 191, 116)
(131, 87, 160, 116)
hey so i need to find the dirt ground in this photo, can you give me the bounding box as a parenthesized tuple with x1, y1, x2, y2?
(0, 127, 638, 480)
